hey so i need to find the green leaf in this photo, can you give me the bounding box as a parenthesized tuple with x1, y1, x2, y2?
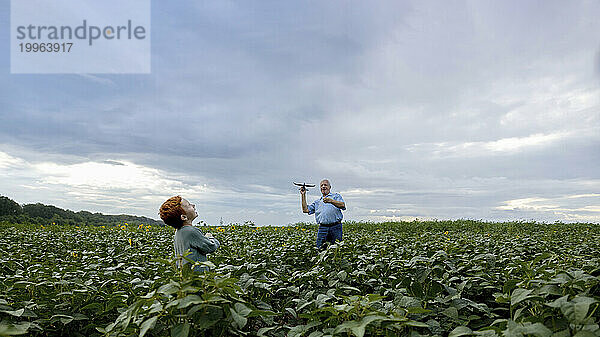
(494, 293, 510, 304)
(148, 302, 163, 314)
(165, 299, 181, 309)
(140, 290, 156, 299)
(171, 322, 190, 337)
(503, 320, 552, 337)
(81, 302, 104, 313)
(50, 314, 74, 325)
(258, 326, 279, 336)
(1, 308, 24, 317)
(546, 295, 569, 308)
(234, 302, 252, 317)
(490, 318, 508, 327)
(334, 315, 386, 337)
(230, 307, 248, 329)
(559, 296, 597, 324)
(521, 323, 552, 337)
(285, 307, 297, 318)
(395, 295, 421, 308)
(139, 316, 158, 337)
(410, 282, 424, 298)
(572, 297, 597, 323)
(0, 321, 31, 335)
(177, 294, 204, 309)
(341, 286, 361, 293)
(288, 324, 317, 337)
(573, 331, 596, 337)
(510, 288, 533, 306)
(442, 307, 459, 319)
(513, 307, 524, 321)
(449, 326, 473, 337)
(248, 309, 278, 318)
(573, 302, 591, 323)
(158, 282, 179, 296)
(195, 260, 216, 270)
(73, 313, 88, 321)
(402, 321, 430, 328)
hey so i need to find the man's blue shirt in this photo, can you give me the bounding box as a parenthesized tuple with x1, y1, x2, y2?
(307, 192, 345, 225)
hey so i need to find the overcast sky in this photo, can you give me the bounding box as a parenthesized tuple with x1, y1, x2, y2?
(1, 1, 599, 225)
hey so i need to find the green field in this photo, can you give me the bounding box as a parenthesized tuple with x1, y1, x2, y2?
(1, 221, 599, 336)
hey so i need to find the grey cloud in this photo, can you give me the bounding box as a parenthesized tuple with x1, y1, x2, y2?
(102, 160, 125, 166)
(1, 1, 599, 224)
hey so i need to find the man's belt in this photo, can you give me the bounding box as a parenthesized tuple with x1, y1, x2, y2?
(319, 221, 341, 227)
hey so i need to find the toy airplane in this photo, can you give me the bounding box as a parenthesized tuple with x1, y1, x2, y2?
(293, 182, 315, 191)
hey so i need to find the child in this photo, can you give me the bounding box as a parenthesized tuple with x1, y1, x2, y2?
(159, 196, 220, 272)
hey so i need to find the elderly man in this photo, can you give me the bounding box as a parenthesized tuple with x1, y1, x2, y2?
(300, 179, 346, 249)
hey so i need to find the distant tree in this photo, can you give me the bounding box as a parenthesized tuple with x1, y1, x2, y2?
(50, 214, 64, 226)
(0, 195, 22, 216)
(0, 196, 163, 226)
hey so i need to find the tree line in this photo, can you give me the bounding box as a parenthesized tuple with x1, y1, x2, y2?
(0, 195, 163, 227)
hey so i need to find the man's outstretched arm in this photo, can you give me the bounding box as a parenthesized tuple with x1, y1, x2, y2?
(301, 187, 309, 213)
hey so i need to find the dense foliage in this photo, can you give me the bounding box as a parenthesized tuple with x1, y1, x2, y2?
(0, 196, 22, 216)
(0, 195, 162, 227)
(1, 220, 599, 336)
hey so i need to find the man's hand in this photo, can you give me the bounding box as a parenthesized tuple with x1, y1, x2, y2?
(323, 198, 346, 210)
(300, 186, 309, 213)
(205, 232, 214, 239)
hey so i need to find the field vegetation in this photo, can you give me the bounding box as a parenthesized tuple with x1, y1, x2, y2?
(1, 220, 599, 336)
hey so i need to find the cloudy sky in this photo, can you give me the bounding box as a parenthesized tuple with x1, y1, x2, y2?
(1, 1, 599, 225)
